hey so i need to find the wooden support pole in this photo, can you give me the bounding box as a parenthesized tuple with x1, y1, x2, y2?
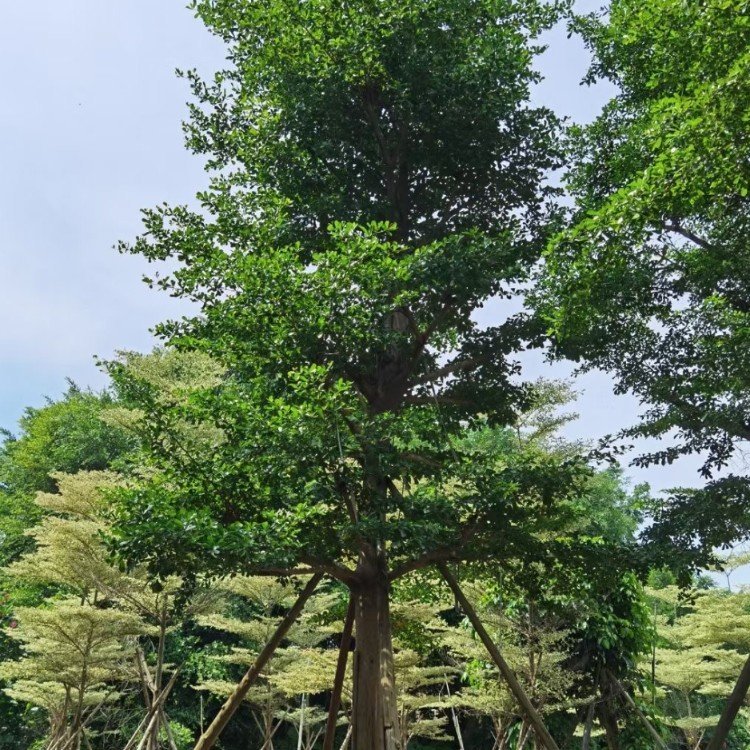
(437, 563, 560, 750)
(323, 595, 355, 750)
(613, 677, 668, 750)
(707, 652, 750, 750)
(581, 702, 595, 750)
(123, 669, 182, 750)
(193, 573, 323, 750)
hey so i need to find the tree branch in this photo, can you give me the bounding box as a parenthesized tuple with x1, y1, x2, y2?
(298, 557, 357, 584)
(663, 221, 713, 251)
(413, 356, 484, 386)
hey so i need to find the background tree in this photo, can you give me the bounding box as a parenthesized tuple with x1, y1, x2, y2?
(1, 468, 216, 750)
(538, 0, 750, 566)
(0, 388, 136, 750)
(0, 599, 145, 750)
(537, 1, 750, 743)
(195, 575, 340, 749)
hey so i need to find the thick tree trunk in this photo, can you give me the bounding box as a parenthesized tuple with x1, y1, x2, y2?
(351, 555, 401, 750)
(707, 652, 750, 750)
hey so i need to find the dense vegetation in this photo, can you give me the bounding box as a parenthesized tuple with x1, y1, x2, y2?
(1, 0, 748, 748)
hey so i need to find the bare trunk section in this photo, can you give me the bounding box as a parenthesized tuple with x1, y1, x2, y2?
(351, 556, 401, 750)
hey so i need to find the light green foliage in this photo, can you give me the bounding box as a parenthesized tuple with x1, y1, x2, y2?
(0, 385, 134, 497)
(0, 598, 145, 745)
(644, 587, 750, 747)
(0, 387, 136, 750)
(393, 648, 453, 747)
(5, 471, 121, 596)
(195, 575, 341, 746)
(442, 580, 578, 745)
(2, 469, 217, 749)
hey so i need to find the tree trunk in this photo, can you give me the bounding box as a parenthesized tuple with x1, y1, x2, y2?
(351, 555, 401, 750)
(707, 652, 750, 750)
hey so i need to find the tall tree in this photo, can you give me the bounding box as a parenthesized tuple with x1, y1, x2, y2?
(108, 3, 657, 745)
(537, 1, 750, 744)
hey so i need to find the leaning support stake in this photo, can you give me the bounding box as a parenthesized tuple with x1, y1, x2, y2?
(193, 573, 324, 750)
(612, 677, 668, 750)
(437, 563, 560, 750)
(707, 652, 750, 750)
(323, 595, 355, 750)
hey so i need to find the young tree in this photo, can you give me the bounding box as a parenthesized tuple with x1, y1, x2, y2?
(3, 470, 216, 750)
(195, 575, 340, 749)
(106, 1, 624, 747)
(644, 587, 750, 749)
(0, 599, 145, 750)
(442, 580, 578, 750)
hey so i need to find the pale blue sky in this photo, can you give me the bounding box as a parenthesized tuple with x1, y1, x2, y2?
(0, 1, 705, 497)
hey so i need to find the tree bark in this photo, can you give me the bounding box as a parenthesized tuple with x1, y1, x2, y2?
(437, 564, 560, 750)
(351, 554, 401, 750)
(193, 573, 323, 750)
(707, 652, 750, 750)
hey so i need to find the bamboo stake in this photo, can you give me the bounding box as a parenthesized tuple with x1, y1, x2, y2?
(437, 563, 560, 750)
(160, 709, 180, 750)
(123, 668, 181, 750)
(323, 596, 355, 750)
(613, 677, 668, 750)
(193, 573, 323, 750)
(135, 708, 160, 750)
(339, 724, 353, 750)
